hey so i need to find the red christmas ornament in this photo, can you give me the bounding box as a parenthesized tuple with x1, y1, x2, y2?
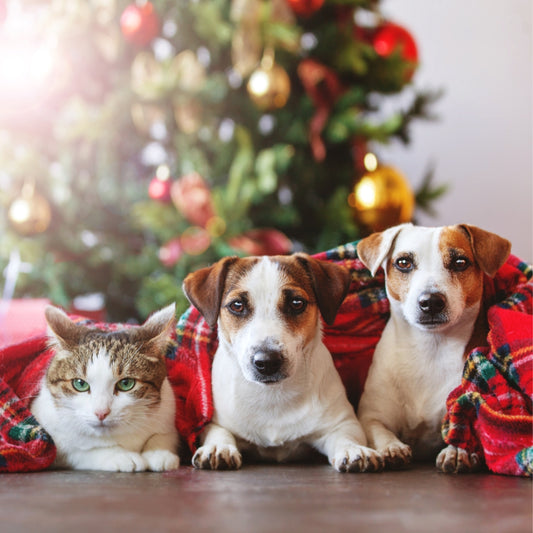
(286, 0, 325, 18)
(229, 228, 292, 256)
(148, 176, 172, 203)
(171, 172, 215, 228)
(372, 21, 418, 62)
(120, 2, 160, 47)
(180, 227, 211, 256)
(159, 238, 182, 268)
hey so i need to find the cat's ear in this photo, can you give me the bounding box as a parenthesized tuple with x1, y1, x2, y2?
(136, 303, 176, 355)
(45, 305, 88, 352)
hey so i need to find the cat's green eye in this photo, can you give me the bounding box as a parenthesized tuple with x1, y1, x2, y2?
(72, 379, 90, 393)
(116, 378, 136, 392)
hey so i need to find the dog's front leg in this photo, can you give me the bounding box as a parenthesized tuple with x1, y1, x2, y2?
(192, 422, 243, 470)
(314, 420, 384, 473)
(362, 418, 412, 469)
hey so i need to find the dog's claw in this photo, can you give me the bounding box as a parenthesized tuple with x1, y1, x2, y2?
(436, 445, 481, 474)
(381, 442, 412, 470)
(192, 444, 242, 471)
(332, 445, 384, 473)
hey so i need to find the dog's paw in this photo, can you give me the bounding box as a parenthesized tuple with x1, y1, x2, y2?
(331, 445, 384, 473)
(192, 444, 242, 470)
(436, 445, 481, 474)
(380, 442, 412, 469)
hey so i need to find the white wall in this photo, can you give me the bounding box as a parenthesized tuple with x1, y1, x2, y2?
(380, 0, 532, 262)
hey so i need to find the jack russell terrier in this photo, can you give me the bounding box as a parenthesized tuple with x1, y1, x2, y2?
(182, 253, 383, 473)
(356, 223, 511, 473)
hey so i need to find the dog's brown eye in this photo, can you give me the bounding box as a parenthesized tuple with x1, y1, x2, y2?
(289, 298, 307, 313)
(394, 256, 414, 272)
(451, 256, 470, 272)
(228, 300, 245, 315)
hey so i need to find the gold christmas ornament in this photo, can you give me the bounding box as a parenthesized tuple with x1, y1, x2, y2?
(172, 50, 206, 92)
(173, 97, 203, 134)
(8, 183, 52, 236)
(131, 101, 166, 136)
(348, 156, 414, 232)
(247, 50, 290, 110)
(130, 50, 165, 99)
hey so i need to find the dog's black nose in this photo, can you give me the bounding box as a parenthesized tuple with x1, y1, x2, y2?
(418, 292, 446, 315)
(252, 350, 283, 376)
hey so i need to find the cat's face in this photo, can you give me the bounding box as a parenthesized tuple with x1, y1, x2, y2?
(44, 305, 176, 437)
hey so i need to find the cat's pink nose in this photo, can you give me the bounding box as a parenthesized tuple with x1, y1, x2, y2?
(95, 409, 110, 421)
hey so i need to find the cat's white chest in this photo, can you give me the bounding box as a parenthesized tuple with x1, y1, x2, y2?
(31, 304, 180, 472)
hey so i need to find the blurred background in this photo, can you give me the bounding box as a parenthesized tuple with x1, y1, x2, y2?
(0, 0, 531, 323)
(384, 0, 532, 262)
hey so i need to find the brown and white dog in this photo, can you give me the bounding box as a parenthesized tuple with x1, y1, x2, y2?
(356, 223, 511, 473)
(182, 254, 383, 473)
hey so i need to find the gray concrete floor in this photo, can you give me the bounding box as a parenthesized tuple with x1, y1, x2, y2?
(1, 463, 531, 533)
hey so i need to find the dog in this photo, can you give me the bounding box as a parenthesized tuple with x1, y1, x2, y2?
(356, 223, 511, 473)
(182, 253, 383, 473)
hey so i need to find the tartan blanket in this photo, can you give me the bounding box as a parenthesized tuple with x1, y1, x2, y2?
(442, 259, 533, 477)
(0, 242, 531, 475)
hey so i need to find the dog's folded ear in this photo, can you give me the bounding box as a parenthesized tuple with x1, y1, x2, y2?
(295, 254, 352, 326)
(458, 224, 511, 277)
(182, 257, 239, 328)
(357, 223, 411, 276)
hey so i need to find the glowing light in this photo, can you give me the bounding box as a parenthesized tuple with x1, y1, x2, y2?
(0, 42, 55, 91)
(0, 3, 62, 113)
(156, 165, 171, 181)
(248, 70, 269, 97)
(354, 177, 377, 209)
(218, 118, 235, 142)
(363, 153, 378, 172)
(8, 197, 31, 224)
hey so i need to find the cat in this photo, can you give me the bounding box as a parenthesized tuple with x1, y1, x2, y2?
(30, 304, 180, 472)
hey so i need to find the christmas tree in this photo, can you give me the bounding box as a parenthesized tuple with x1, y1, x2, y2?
(0, 0, 442, 320)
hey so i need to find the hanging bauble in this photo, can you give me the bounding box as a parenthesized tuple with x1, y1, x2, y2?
(159, 237, 182, 268)
(148, 166, 172, 202)
(372, 21, 418, 80)
(171, 172, 215, 228)
(173, 98, 202, 134)
(131, 101, 166, 136)
(229, 228, 292, 256)
(286, 0, 325, 18)
(120, 2, 160, 47)
(8, 184, 52, 236)
(180, 227, 211, 256)
(172, 50, 206, 92)
(348, 154, 414, 232)
(247, 50, 290, 111)
(130, 51, 165, 99)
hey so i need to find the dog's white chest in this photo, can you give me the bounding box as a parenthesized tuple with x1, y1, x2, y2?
(367, 324, 467, 458)
(397, 354, 462, 456)
(213, 378, 316, 447)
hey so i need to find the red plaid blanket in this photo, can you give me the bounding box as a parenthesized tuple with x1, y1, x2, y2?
(0, 242, 531, 475)
(442, 258, 533, 477)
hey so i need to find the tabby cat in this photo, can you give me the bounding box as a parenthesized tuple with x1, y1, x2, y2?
(31, 304, 180, 472)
